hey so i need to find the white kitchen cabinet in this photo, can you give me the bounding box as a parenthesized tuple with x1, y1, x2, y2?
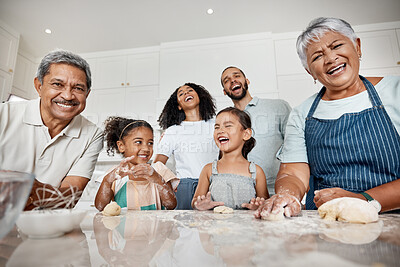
(83, 88, 126, 126)
(124, 86, 158, 124)
(91, 52, 159, 90)
(274, 35, 304, 76)
(277, 74, 322, 108)
(0, 22, 19, 102)
(159, 33, 277, 100)
(0, 24, 18, 74)
(12, 53, 37, 99)
(358, 29, 400, 70)
(0, 69, 12, 102)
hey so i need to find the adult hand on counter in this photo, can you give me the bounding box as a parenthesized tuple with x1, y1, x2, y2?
(194, 192, 224, 211)
(254, 193, 301, 219)
(314, 188, 363, 208)
(242, 197, 265, 210)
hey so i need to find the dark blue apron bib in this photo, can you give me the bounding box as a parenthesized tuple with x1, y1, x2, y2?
(305, 76, 400, 209)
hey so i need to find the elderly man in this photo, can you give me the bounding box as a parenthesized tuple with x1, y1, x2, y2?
(221, 66, 291, 195)
(0, 50, 103, 210)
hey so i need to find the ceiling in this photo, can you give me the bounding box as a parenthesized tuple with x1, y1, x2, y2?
(1, 0, 400, 58)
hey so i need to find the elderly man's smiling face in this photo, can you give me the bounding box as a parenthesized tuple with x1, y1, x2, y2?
(34, 63, 90, 125)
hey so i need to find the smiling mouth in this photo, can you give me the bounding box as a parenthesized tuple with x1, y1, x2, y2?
(327, 63, 346, 75)
(218, 137, 229, 144)
(54, 100, 78, 108)
(138, 155, 148, 159)
(231, 84, 241, 92)
(185, 96, 194, 102)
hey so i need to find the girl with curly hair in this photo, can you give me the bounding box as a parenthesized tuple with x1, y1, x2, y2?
(154, 83, 219, 209)
(192, 107, 269, 210)
(95, 117, 179, 211)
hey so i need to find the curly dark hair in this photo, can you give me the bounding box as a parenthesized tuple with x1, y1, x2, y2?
(158, 82, 216, 130)
(103, 117, 153, 156)
(217, 107, 256, 160)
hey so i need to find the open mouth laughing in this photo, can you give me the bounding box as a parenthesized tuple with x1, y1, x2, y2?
(327, 63, 346, 75)
(231, 84, 241, 93)
(184, 95, 194, 102)
(218, 136, 229, 144)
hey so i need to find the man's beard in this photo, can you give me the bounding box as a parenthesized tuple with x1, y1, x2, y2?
(225, 81, 248, 100)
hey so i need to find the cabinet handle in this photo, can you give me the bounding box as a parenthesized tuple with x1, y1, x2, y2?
(397, 61, 400, 65)
(9, 69, 13, 73)
(126, 82, 130, 86)
(121, 83, 124, 86)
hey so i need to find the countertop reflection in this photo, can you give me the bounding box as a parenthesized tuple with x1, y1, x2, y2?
(1, 209, 400, 266)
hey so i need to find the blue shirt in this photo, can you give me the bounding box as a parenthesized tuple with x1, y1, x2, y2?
(244, 97, 291, 194)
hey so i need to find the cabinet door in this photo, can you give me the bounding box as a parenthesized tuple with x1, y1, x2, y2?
(126, 53, 159, 87)
(358, 30, 400, 70)
(82, 88, 126, 126)
(277, 74, 321, 108)
(12, 54, 36, 99)
(274, 38, 304, 75)
(159, 36, 276, 99)
(0, 69, 12, 102)
(125, 86, 158, 124)
(0, 26, 18, 74)
(94, 56, 127, 89)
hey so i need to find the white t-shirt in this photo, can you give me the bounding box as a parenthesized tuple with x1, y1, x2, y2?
(157, 120, 219, 179)
(278, 76, 400, 163)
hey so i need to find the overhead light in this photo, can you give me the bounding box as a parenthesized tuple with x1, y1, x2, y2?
(207, 8, 214, 15)
(45, 29, 52, 34)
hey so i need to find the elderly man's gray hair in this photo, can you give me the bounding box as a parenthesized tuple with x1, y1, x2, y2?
(296, 17, 358, 70)
(36, 49, 92, 90)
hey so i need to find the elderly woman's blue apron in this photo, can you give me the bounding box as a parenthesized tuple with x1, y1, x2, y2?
(305, 76, 400, 209)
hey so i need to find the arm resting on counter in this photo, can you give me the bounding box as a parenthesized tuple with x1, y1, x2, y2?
(254, 162, 309, 218)
(365, 178, 400, 212)
(24, 176, 89, 210)
(315, 179, 400, 212)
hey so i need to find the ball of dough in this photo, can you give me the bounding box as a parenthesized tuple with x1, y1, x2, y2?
(318, 197, 378, 224)
(102, 201, 121, 216)
(213, 206, 234, 214)
(261, 207, 285, 221)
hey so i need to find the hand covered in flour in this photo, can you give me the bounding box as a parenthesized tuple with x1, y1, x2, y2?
(130, 163, 163, 184)
(194, 192, 225, 211)
(254, 193, 301, 219)
(112, 155, 137, 181)
(242, 197, 266, 210)
(314, 188, 362, 208)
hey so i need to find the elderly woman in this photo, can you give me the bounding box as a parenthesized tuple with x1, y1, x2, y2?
(255, 17, 400, 219)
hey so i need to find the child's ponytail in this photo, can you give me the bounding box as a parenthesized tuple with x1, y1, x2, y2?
(242, 136, 256, 160)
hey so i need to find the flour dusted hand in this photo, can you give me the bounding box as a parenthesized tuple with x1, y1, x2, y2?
(262, 207, 285, 221)
(254, 193, 301, 219)
(194, 192, 225, 211)
(318, 197, 378, 224)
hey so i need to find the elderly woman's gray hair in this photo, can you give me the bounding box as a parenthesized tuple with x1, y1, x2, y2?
(36, 49, 92, 90)
(296, 17, 358, 70)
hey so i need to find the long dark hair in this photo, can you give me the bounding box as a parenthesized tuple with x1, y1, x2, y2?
(217, 107, 255, 160)
(103, 117, 153, 156)
(158, 82, 216, 130)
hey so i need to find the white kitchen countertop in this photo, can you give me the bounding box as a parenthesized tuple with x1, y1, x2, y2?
(1, 209, 399, 266)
